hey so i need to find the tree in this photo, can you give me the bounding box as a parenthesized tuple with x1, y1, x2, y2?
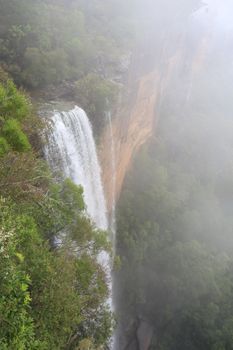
(75, 73, 118, 135)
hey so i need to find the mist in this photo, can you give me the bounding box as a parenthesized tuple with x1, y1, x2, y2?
(114, 1, 233, 349)
(1, 1, 233, 349)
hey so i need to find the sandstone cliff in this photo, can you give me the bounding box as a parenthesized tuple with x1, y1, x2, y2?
(100, 32, 209, 212)
(100, 68, 160, 211)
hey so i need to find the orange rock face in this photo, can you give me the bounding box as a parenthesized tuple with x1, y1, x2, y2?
(99, 51, 182, 212)
(100, 69, 160, 212)
(100, 34, 209, 213)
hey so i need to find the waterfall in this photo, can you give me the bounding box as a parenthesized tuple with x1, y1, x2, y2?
(106, 111, 117, 249)
(106, 112, 117, 350)
(45, 106, 113, 347)
(44, 106, 108, 230)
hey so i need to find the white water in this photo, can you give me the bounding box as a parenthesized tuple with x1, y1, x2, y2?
(45, 106, 114, 349)
(44, 106, 108, 230)
(107, 111, 117, 250)
(105, 111, 118, 350)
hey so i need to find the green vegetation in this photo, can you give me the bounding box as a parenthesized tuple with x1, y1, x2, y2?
(0, 0, 202, 134)
(0, 1, 225, 349)
(116, 41, 233, 348)
(0, 80, 32, 155)
(0, 79, 113, 349)
(75, 73, 119, 135)
(117, 136, 233, 349)
(0, 137, 9, 156)
(0, 80, 30, 120)
(0, 0, 134, 88)
(3, 119, 31, 152)
(0, 0, 133, 133)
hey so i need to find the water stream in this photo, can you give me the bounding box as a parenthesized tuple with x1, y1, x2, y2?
(45, 105, 116, 348)
(44, 106, 108, 230)
(106, 111, 117, 250)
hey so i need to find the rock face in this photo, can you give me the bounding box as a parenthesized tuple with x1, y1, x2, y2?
(100, 44, 205, 212)
(100, 22, 211, 212)
(100, 67, 161, 211)
(137, 320, 154, 350)
(115, 318, 154, 350)
(101, 7, 230, 349)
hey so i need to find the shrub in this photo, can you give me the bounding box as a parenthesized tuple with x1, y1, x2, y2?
(2, 119, 31, 152)
(0, 81, 30, 121)
(75, 73, 119, 135)
(0, 137, 10, 156)
(0, 67, 9, 83)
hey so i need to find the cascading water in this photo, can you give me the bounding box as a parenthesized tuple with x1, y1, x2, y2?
(106, 111, 118, 349)
(44, 106, 108, 230)
(45, 105, 114, 347)
(106, 111, 117, 249)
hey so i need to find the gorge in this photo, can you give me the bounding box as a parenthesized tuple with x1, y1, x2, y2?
(1, 1, 233, 349)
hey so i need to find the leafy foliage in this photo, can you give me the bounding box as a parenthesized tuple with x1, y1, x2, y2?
(75, 73, 119, 135)
(116, 37, 233, 348)
(0, 137, 9, 156)
(0, 80, 35, 156)
(0, 80, 30, 120)
(3, 119, 31, 152)
(116, 135, 233, 349)
(0, 0, 132, 89)
(0, 79, 113, 349)
(0, 200, 45, 350)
